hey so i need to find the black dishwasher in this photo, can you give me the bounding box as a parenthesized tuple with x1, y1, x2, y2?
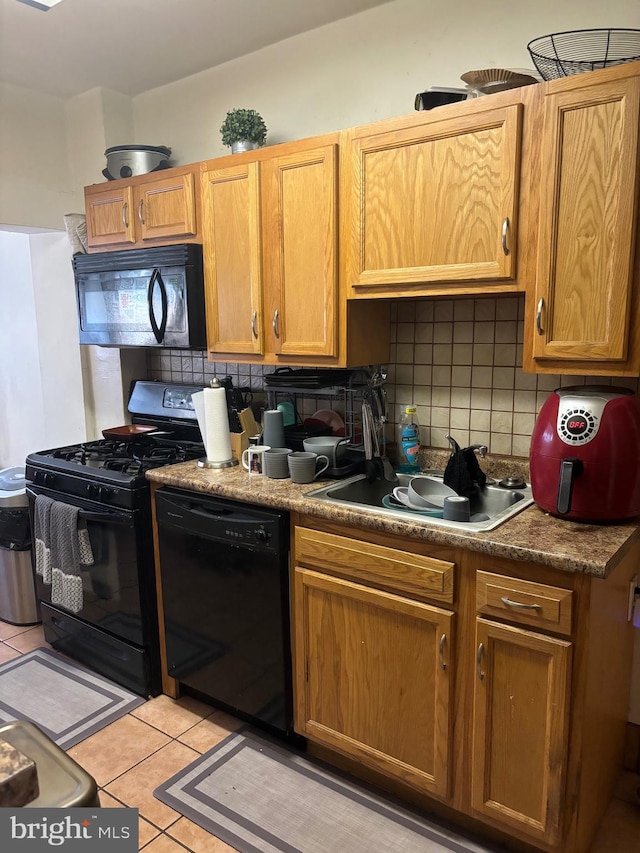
(155, 487, 294, 740)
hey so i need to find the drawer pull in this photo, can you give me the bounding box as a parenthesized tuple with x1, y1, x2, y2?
(122, 202, 129, 228)
(476, 642, 485, 680)
(251, 311, 258, 339)
(501, 596, 542, 611)
(439, 633, 447, 670)
(138, 199, 145, 225)
(272, 308, 280, 338)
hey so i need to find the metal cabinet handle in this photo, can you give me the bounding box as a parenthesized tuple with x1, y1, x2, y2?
(138, 199, 145, 225)
(251, 311, 258, 339)
(272, 309, 280, 339)
(476, 642, 485, 680)
(122, 202, 129, 228)
(439, 633, 447, 670)
(536, 298, 545, 335)
(501, 217, 510, 256)
(501, 596, 542, 611)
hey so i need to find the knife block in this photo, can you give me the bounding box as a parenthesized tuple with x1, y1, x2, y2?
(229, 431, 248, 462)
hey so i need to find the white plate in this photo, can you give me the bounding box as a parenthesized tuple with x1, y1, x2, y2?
(311, 409, 345, 435)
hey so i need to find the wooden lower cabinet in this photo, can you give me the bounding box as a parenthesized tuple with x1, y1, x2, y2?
(291, 518, 638, 853)
(471, 619, 572, 846)
(294, 566, 454, 798)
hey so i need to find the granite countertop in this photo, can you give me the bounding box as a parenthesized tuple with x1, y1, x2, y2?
(0, 738, 38, 807)
(147, 460, 640, 579)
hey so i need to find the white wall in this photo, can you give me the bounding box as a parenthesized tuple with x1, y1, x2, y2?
(132, 0, 640, 166)
(0, 83, 77, 229)
(0, 231, 85, 467)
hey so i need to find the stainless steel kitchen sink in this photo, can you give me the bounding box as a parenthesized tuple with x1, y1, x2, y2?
(307, 472, 534, 533)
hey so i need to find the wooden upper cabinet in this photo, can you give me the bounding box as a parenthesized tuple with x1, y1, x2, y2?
(347, 104, 523, 295)
(201, 141, 341, 362)
(472, 618, 572, 847)
(525, 69, 640, 373)
(85, 183, 135, 248)
(85, 167, 199, 251)
(262, 145, 338, 358)
(201, 162, 264, 355)
(136, 172, 197, 243)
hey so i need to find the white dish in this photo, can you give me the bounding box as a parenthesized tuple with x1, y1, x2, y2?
(311, 409, 345, 435)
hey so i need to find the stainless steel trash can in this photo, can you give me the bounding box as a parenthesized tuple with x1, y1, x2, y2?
(0, 467, 40, 625)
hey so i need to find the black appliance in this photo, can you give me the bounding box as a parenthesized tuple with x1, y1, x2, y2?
(73, 243, 205, 349)
(155, 487, 295, 740)
(24, 381, 207, 697)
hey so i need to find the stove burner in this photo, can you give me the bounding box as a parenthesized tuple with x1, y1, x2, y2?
(41, 436, 205, 482)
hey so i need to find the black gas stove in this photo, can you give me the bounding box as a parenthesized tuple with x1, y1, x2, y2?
(26, 382, 205, 510)
(24, 380, 207, 697)
(27, 436, 204, 509)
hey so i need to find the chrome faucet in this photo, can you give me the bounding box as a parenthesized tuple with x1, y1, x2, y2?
(468, 444, 488, 458)
(445, 434, 488, 458)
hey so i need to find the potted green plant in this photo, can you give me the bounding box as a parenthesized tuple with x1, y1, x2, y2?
(219, 108, 268, 154)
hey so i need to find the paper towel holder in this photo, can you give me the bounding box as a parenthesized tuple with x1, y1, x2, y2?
(197, 457, 238, 469)
(196, 378, 239, 469)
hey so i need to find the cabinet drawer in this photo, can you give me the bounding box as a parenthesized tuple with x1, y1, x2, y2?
(294, 527, 454, 603)
(476, 571, 572, 635)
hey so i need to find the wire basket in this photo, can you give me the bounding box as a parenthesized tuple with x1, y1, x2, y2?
(527, 28, 640, 80)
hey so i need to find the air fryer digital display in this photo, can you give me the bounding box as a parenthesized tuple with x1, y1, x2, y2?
(557, 406, 599, 445)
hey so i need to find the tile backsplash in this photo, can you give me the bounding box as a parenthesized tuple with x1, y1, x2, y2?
(146, 294, 640, 458)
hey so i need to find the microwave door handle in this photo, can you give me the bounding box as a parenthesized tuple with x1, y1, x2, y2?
(147, 269, 169, 344)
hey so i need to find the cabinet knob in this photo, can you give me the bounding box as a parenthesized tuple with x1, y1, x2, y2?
(501, 217, 510, 256)
(536, 297, 545, 335)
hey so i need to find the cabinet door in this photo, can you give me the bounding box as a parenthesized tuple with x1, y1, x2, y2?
(532, 77, 640, 363)
(472, 618, 571, 846)
(85, 184, 135, 248)
(349, 105, 522, 290)
(136, 172, 197, 243)
(262, 144, 338, 357)
(201, 163, 264, 355)
(294, 567, 454, 798)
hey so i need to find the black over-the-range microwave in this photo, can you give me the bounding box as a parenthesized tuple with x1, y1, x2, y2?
(72, 243, 206, 349)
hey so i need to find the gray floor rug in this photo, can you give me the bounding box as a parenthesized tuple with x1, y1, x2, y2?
(155, 727, 498, 853)
(0, 648, 145, 749)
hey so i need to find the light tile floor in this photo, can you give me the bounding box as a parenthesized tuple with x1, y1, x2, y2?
(1, 621, 639, 852)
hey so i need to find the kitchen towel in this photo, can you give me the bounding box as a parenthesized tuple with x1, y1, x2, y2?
(34, 494, 54, 584)
(49, 501, 94, 614)
(192, 387, 233, 463)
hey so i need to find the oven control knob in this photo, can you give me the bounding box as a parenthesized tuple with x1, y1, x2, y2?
(37, 471, 56, 487)
(87, 483, 113, 502)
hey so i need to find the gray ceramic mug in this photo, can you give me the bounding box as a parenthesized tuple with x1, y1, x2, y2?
(264, 447, 293, 479)
(287, 451, 329, 484)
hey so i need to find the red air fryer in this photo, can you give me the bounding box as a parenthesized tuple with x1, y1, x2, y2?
(529, 386, 640, 522)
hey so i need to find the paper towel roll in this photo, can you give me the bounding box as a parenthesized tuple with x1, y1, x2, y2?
(192, 388, 233, 463)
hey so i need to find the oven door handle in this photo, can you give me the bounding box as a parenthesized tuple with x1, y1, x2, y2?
(148, 268, 168, 344)
(79, 509, 133, 525)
